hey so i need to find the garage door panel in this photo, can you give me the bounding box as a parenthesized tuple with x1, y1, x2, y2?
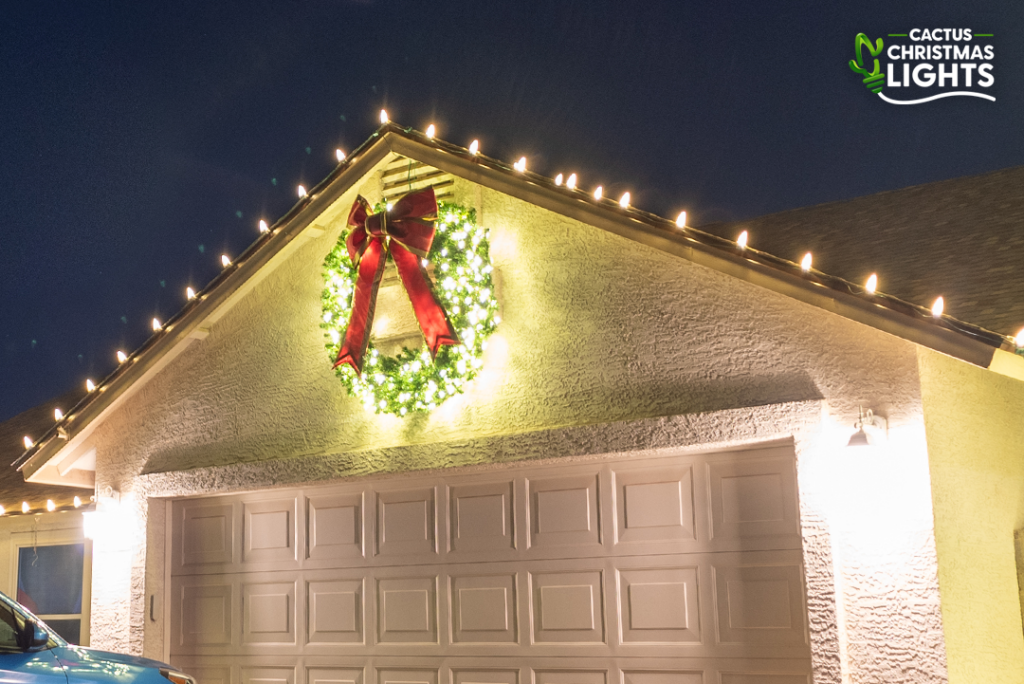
(528, 475, 602, 550)
(241, 666, 295, 684)
(172, 578, 236, 650)
(308, 579, 364, 645)
(376, 488, 438, 558)
(530, 570, 605, 644)
(242, 581, 297, 645)
(617, 566, 700, 644)
(307, 668, 363, 684)
(377, 576, 439, 644)
(308, 494, 364, 561)
(245, 499, 299, 565)
(174, 501, 238, 572)
(707, 456, 799, 545)
(449, 482, 515, 553)
(450, 668, 518, 684)
(711, 556, 807, 647)
(450, 573, 518, 644)
(621, 669, 703, 684)
(377, 667, 438, 684)
(533, 670, 606, 684)
(613, 466, 696, 547)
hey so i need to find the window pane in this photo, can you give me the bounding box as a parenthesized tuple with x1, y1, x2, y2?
(0, 602, 20, 651)
(42, 618, 80, 645)
(17, 544, 84, 615)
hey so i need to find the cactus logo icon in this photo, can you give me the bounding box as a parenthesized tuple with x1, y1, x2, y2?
(848, 30, 996, 105)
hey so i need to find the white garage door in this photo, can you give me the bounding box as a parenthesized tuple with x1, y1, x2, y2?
(168, 444, 811, 684)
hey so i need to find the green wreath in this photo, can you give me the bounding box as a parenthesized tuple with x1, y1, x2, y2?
(321, 201, 499, 415)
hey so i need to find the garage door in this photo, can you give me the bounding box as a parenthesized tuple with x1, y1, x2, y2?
(168, 444, 811, 684)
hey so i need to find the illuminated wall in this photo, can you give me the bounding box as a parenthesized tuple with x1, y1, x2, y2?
(80, 159, 954, 682)
(919, 347, 1024, 684)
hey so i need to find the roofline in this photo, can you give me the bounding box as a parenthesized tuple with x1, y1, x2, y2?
(15, 123, 1011, 480)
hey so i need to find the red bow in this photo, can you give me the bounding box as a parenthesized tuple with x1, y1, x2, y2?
(334, 187, 460, 375)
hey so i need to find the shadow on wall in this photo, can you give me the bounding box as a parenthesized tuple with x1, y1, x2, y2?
(139, 370, 823, 476)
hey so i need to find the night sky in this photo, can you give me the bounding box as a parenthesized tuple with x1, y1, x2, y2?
(1, 0, 1021, 421)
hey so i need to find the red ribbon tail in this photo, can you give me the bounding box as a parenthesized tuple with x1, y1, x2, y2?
(334, 239, 388, 375)
(391, 245, 460, 358)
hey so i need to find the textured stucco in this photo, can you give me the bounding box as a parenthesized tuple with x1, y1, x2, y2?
(919, 347, 1024, 684)
(81, 160, 949, 682)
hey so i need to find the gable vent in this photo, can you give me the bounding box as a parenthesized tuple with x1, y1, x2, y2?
(381, 156, 454, 203)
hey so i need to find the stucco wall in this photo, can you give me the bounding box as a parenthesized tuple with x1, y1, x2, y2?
(83, 161, 948, 682)
(919, 347, 1024, 684)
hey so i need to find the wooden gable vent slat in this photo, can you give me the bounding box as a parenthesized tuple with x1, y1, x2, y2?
(381, 156, 454, 203)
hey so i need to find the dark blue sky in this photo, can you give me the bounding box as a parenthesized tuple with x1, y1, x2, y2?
(1, 0, 1021, 421)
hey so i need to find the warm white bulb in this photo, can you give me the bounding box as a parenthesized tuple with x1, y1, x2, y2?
(85, 379, 95, 392)
(0, 506, 5, 516)
(46, 500, 55, 512)
(1016, 328, 1024, 348)
(21, 502, 28, 514)
(865, 273, 878, 294)
(221, 254, 231, 267)
(676, 211, 687, 228)
(379, 109, 389, 124)
(152, 318, 161, 331)
(23, 436, 33, 449)
(297, 185, 307, 198)
(259, 220, 269, 233)
(514, 156, 527, 172)
(425, 124, 435, 139)
(54, 408, 63, 421)
(469, 139, 479, 155)
(566, 173, 577, 189)
(186, 287, 196, 300)
(73, 496, 81, 508)
(737, 230, 748, 249)
(335, 149, 345, 162)
(554, 173, 564, 186)
(800, 252, 812, 272)
(116, 350, 128, 364)
(619, 192, 630, 208)
(593, 186, 603, 200)
(932, 296, 944, 317)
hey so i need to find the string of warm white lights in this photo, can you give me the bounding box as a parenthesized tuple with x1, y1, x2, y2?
(16, 111, 1024, 457)
(0, 495, 89, 518)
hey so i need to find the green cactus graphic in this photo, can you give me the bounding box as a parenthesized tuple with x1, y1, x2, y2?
(849, 33, 885, 93)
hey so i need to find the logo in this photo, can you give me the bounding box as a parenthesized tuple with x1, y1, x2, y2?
(848, 29, 995, 104)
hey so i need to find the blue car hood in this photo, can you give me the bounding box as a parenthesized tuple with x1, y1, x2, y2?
(55, 646, 174, 671)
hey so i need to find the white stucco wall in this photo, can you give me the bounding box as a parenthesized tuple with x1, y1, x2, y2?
(81, 162, 947, 683)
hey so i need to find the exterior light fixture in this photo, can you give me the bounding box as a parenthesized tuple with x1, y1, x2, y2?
(847, 407, 887, 447)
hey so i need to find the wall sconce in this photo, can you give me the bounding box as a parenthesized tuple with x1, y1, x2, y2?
(847, 408, 887, 447)
(83, 486, 122, 542)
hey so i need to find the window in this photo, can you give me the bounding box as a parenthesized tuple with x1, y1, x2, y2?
(15, 542, 88, 645)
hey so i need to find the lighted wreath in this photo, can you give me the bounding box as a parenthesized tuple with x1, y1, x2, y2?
(321, 189, 499, 415)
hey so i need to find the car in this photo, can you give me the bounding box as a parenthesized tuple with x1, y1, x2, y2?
(0, 589, 195, 684)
